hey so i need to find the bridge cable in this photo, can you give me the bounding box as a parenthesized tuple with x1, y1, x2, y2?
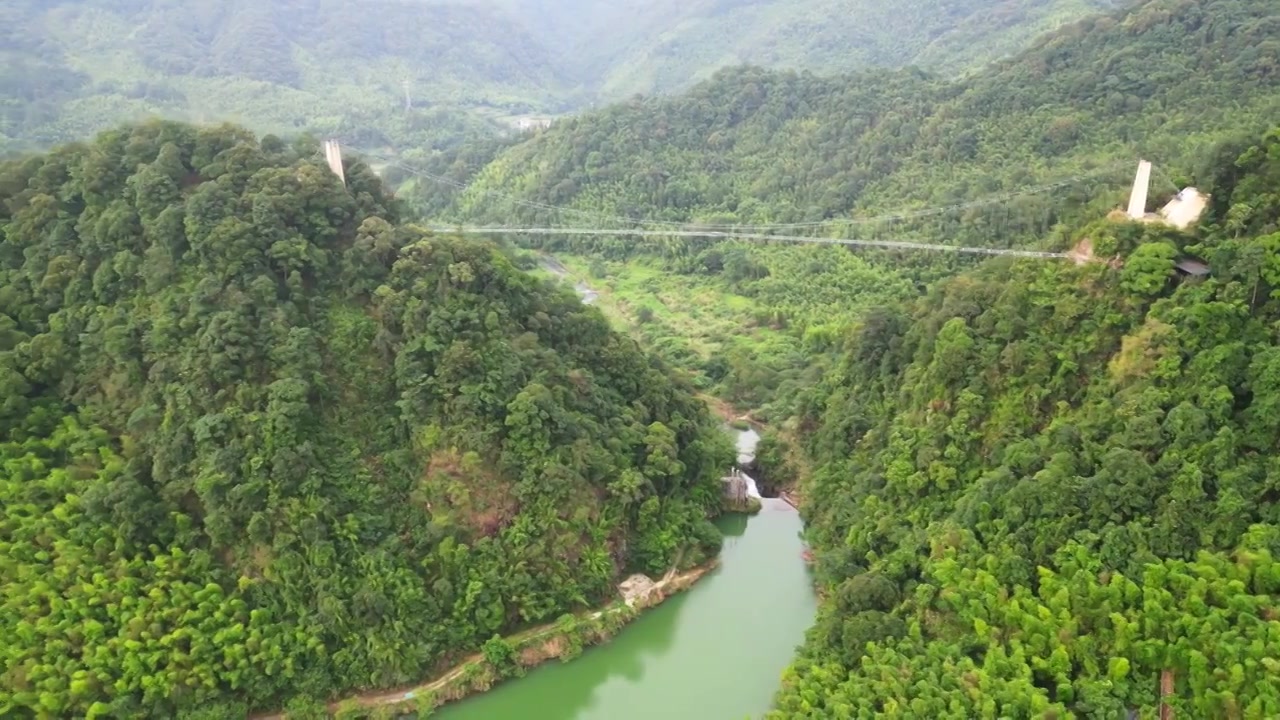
(425, 225, 1071, 259)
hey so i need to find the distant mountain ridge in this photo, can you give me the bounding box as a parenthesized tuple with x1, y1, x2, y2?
(0, 0, 574, 153)
(499, 0, 1121, 97)
(3, 0, 1119, 152)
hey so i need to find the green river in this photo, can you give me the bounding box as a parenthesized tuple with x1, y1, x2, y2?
(435, 498, 817, 720)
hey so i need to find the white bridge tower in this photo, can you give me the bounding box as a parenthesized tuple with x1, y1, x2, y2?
(323, 139, 346, 186)
(1127, 159, 1152, 220)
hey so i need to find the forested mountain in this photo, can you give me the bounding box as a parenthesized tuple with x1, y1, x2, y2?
(430, 0, 1280, 230)
(7, 0, 1280, 716)
(408, 0, 1280, 422)
(2, 0, 1118, 153)
(401, 1, 1280, 713)
(0, 121, 731, 717)
(768, 123, 1280, 719)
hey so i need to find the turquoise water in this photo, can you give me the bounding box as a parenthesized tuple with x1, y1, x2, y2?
(435, 500, 816, 720)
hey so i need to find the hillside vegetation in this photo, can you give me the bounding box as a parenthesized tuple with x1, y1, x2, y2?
(435, 0, 1279, 228)
(3, 0, 1120, 153)
(0, 121, 730, 717)
(408, 1, 1280, 713)
(413, 0, 1280, 422)
(769, 123, 1280, 719)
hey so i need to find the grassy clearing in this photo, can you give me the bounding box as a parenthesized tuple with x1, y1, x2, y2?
(521, 241, 913, 431)
(548, 254, 791, 391)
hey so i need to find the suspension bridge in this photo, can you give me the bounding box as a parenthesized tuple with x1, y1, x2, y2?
(322, 141, 1196, 261)
(426, 226, 1071, 258)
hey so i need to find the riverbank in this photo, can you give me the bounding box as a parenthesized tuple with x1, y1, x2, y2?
(252, 563, 715, 720)
(699, 392, 765, 428)
(433, 500, 816, 720)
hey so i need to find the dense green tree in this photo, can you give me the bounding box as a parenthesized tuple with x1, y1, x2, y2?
(767, 126, 1280, 717)
(406, 0, 1280, 426)
(0, 120, 731, 716)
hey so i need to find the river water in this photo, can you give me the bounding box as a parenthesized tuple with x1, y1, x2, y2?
(435, 498, 815, 720)
(440, 259, 817, 720)
(732, 425, 761, 466)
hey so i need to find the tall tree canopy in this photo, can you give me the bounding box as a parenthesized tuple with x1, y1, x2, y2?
(0, 120, 731, 717)
(768, 126, 1280, 718)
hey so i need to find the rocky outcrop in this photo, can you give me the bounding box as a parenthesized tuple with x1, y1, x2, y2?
(618, 574, 658, 607)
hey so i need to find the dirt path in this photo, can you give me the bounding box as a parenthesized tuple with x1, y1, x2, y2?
(250, 565, 710, 720)
(697, 392, 764, 427)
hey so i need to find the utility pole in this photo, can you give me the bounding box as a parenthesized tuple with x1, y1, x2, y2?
(403, 79, 413, 112)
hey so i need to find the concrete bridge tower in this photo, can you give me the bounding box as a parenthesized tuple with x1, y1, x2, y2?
(323, 139, 346, 186)
(1127, 160, 1152, 220)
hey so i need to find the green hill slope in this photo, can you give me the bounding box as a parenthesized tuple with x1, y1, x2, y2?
(769, 124, 1280, 718)
(0, 121, 730, 716)
(399, 5, 1280, 711)
(401, 0, 1279, 422)
(436, 0, 1279, 230)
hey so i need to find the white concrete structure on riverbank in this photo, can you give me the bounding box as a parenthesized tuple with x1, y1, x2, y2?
(723, 467, 762, 501)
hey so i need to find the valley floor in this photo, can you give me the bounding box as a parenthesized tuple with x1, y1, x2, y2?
(529, 250, 818, 486)
(531, 252, 798, 416)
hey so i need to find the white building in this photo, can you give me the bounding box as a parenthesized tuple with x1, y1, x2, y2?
(1159, 188, 1209, 230)
(1124, 160, 1208, 229)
